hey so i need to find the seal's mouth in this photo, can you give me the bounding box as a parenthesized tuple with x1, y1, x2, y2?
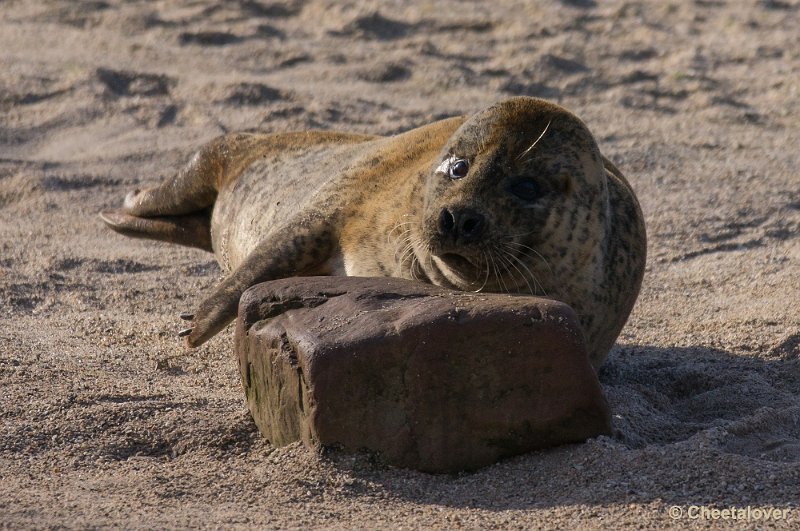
(439, 252, 476, 272)
(431, 251, 488, 289)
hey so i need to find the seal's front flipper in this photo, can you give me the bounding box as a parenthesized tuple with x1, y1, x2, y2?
(181, 272, 244, 347)
(182, 216, 337, 347)
(99, 210, 212, 252)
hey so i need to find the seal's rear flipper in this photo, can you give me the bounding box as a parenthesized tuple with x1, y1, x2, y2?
(99, 210, 212, 252)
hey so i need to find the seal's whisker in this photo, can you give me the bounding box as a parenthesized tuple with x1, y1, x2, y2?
(407, 235, 422, 281)
(516, 119, 552, 162)
(393, 231, 413, 264)
(502, 244, 547, 297)
(387, 221, 417, 244)
(403, 233, 427, 280)
(474, 249, 491, 293)
(493, 248, 516, 294)
(425, 244, 435, 275)
(483, 246, 506, 294)
(493, 246, 526, 294)
(503, 241, 555, 279)
(485, 249, 496, 292)
(507, 255, 537, 295)
(393, 227, 412, 246)
(494, 243, 535, 295)
(495, 249, 513, 294)
(392, 223, 419, 277)
(408, 231, 432, 282)
(412, 237, 435, 280)
(397, 242, 414, 272)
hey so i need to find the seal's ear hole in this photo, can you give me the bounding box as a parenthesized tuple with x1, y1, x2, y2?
(559, 174, 573, 195)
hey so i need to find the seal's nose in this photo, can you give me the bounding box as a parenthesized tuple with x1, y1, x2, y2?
(438, 207, 485, 244)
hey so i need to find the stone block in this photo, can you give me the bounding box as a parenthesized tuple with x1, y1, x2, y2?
(235, 276, 610, 473)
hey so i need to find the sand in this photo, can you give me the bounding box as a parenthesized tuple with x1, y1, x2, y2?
(1, 0, 799, 528)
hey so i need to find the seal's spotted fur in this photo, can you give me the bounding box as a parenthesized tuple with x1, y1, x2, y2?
(101, 97, 646, 367)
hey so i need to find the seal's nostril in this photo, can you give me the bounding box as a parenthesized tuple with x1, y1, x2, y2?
(458, 209, 485, 243)
(439, 208, 455, 234)
(439, 207, 485, 242)
(460, 211, 485, 241)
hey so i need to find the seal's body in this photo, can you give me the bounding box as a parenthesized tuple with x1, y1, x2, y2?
(101, 97, 646, 367)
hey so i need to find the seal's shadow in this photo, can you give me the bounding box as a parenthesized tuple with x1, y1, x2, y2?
(326, 344, 800, 509)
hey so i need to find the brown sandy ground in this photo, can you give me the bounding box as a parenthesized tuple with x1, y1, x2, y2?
(1, 0, 799, 529)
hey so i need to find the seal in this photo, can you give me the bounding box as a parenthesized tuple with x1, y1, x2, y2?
(100, 96, 646, 367)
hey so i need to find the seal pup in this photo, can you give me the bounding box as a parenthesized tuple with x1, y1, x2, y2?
(100, 97, 646, 367)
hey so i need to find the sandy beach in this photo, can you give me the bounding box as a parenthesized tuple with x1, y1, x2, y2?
(1, 0, 799, 528)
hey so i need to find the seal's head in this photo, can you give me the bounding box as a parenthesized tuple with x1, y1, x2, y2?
(412, 97, 610, 298)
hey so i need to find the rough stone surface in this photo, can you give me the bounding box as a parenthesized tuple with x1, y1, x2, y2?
(235, 276, 610, 473)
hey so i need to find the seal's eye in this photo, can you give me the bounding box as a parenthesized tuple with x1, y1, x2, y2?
(509, 179, 540, 202)
(449, 159, 469, 179)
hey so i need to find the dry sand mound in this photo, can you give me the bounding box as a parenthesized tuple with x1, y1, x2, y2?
(1, 1, 798, 528)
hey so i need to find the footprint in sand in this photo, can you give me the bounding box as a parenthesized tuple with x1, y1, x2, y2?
(95, 68, 174, 98)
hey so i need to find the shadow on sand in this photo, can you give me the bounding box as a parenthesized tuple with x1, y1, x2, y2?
(321, 344, 800, 510)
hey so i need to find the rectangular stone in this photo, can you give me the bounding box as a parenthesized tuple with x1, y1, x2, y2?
(236, 276, 610, 472)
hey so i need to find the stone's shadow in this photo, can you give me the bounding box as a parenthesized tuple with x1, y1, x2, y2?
(600, 345, 800, 456)
(319, 345, 800, 510)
